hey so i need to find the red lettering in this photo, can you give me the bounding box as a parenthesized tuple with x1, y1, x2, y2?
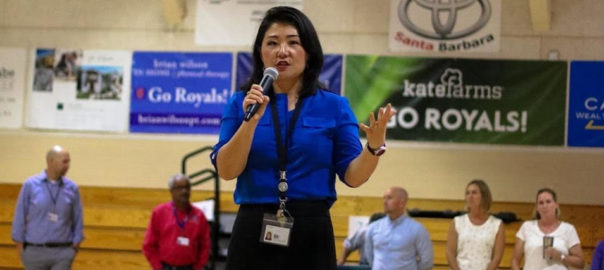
(394, 32, 433, 51)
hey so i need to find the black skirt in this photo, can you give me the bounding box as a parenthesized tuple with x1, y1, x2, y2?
(226, 200, 336, 270)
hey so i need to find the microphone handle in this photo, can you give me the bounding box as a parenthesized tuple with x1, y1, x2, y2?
(244, 75, 274, 121)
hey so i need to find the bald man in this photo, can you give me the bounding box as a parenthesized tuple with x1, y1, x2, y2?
(366, 187, 433, 270)
(12, 145, 84, 270)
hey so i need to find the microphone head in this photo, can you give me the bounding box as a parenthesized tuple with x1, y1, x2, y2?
(263, 67, 279, 80)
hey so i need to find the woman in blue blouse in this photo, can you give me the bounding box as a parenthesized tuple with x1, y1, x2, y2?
(211, 6, 395, 270)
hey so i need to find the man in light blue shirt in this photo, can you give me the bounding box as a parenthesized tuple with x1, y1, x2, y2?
(11, 145, 84, 270)
(338, 212, 386, 266)
(366, 187, 433, 270)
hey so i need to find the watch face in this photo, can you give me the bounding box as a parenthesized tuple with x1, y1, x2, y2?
(367, 143, 386, 156)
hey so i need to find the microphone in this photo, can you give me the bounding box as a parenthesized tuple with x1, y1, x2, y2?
(244, 67, 278, 121)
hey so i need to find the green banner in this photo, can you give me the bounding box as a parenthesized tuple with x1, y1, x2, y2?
(345, 55, 567, 145)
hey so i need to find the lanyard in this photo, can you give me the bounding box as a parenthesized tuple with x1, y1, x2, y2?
(45, 179, 62, 212)
(172, 203, 191, 231)
(269, 95, 304, 213)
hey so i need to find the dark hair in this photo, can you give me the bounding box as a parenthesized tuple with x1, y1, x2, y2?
(241, 6, 325, 97)
(533, 188, 560, 219)
(466, 179, 493, 212)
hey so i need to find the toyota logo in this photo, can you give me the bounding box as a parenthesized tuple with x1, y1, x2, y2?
(398, 0, 491, 40)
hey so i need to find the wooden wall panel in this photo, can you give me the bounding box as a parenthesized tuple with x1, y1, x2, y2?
(0, 183, 600, 269)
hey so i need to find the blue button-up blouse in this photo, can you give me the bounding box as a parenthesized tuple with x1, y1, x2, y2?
(211, 89, 362, 205)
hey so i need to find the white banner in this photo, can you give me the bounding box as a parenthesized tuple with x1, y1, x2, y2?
(389, 0, 501, 52)
(26, 49, 131, 132)
(195, 0, 303, 46)
(0, 47, 27, 129)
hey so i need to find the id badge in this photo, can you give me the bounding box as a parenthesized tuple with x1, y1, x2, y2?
(260, 213, 293, 247)
(47, 212, 59, 222)
(177, 236, 190, 246)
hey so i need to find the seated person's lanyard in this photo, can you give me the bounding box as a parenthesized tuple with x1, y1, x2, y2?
(270, 96, 304, 220)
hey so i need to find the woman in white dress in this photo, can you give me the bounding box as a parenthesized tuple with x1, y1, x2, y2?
(511, 188, 585, 270)
(446, 179, 505, 270)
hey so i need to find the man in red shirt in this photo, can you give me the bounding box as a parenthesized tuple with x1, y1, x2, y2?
(143, 174, 210, 270)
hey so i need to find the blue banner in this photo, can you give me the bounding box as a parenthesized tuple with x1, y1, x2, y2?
(568, 61, 604, 147)
(130, 52, 232, 134)
(235, 52, 342, 95)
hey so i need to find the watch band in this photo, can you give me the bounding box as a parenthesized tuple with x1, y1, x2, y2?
(366, 143, 386, 156)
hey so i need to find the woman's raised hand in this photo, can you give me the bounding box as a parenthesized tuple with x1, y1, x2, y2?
(360, 103, 396, 149)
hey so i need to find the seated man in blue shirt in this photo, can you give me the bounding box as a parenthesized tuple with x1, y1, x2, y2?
(11, 145, 84, 270)
(366, 187, 433, 270)
(338, 212, 386, 266)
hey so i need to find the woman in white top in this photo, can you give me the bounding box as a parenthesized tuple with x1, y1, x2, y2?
(446, 179, 505, 270)
(511, 188, 585, 270)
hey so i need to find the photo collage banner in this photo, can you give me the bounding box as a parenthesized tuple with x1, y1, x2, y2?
(26, 49, 132, 132)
